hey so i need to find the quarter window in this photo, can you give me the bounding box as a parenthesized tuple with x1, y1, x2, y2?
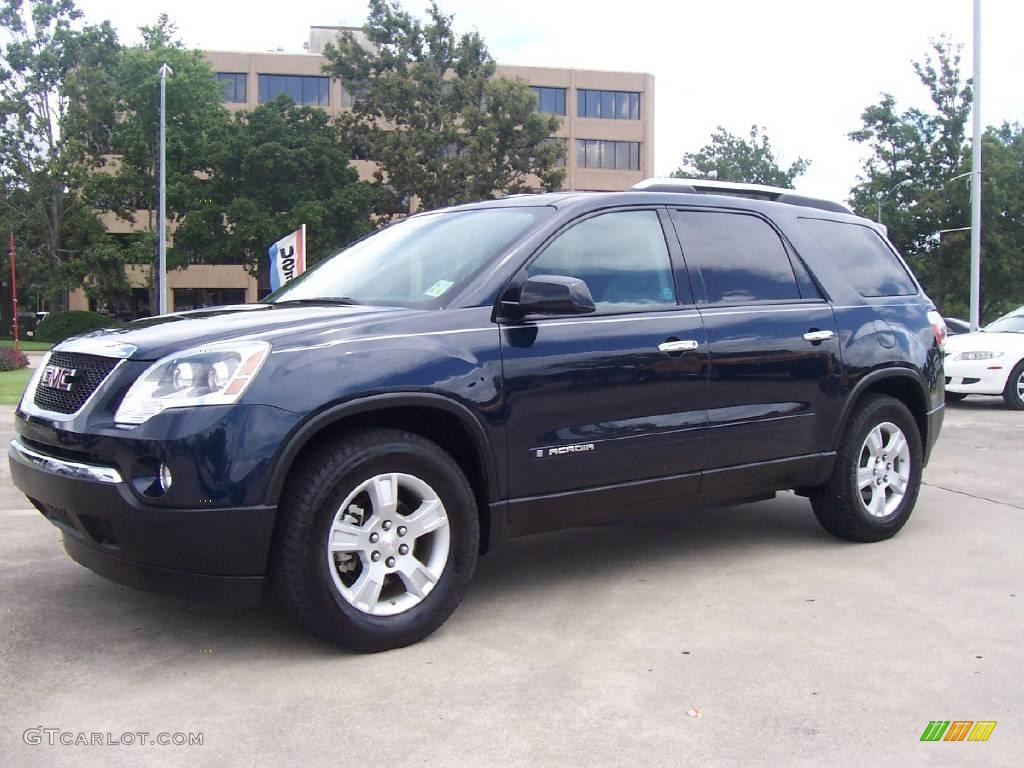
(798, 218, 917, 297)
(528, 211, 677, 311)
(671, 211, 801, 304)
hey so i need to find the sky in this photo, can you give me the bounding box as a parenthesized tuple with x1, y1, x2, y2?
(75, 0, 1024, 203)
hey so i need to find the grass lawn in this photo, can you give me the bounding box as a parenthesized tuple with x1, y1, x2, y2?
(0, 339, 52, 351)
(0, 367, 32, 406)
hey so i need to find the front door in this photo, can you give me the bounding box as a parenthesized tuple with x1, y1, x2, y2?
(500, 208, 709, 533)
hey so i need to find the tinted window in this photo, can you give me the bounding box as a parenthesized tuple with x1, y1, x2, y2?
(672, 211, 800, 304)
(258, 75, 329, 106)
(216, 73, 247, 103)
(528, 211, 677, 311)
(530, 86, 566, 115)
(798, 218, 917, 297)
(574, 139, 640, 170)
(577, 89, 641, 120)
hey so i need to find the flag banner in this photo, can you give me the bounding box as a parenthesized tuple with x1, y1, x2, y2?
(268, 225, 306, 291)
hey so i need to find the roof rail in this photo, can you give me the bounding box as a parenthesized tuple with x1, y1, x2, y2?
(630, 177, 852, 215)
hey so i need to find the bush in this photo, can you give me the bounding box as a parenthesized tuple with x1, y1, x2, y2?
(0, 347, 29, 371)
(35, 311, 116, 344)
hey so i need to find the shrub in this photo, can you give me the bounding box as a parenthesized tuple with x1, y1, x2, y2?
(0, 347, 29, 371)
(35, 311, 115, 344)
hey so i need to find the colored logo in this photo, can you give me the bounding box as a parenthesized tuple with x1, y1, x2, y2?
(920, 721, 997, 742)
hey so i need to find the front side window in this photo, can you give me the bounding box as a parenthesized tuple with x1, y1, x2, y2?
(672, 211, 801, 304)
(266, 208, 550, 308)
(527, 210, 676, 312)
(258, 74, 330, 106)
(798, 218, 918, 297)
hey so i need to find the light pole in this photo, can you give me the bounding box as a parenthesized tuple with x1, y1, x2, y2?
(876, 179, 913, 225)
(157, 62, 173, 316)
(968, 0, 982, 331)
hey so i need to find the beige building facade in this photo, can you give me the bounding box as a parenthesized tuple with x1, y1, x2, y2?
(74, 26, 654, 314)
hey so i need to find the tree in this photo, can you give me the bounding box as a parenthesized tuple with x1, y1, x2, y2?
(321, 0, 564, 211)
(83, 14, 229, 292)
(172, 99, 378, 275)
(848, 37, 974, 314)
(671, 125, 810, 187)
(0, 0, 120, 307)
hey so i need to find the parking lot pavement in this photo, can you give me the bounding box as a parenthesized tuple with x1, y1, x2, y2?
(1, 400, 1021, 767)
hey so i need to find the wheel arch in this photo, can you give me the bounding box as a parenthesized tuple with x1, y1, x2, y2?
(264, 394, 500, 553)
(833, 368, 931, 453)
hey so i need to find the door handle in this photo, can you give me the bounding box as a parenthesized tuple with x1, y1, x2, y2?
(658, 339, 699, 353)
(803, 330, 835, 342)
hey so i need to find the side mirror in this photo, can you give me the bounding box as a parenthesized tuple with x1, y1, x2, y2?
(505, 274, 596, 317)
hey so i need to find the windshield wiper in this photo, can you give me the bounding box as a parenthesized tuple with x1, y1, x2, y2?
(270, 297, 362, 306)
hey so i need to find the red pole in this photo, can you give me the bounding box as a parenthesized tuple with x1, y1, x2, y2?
(9, 232, 19, 359)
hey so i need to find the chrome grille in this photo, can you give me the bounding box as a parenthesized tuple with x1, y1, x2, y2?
(33, 352, 119, 414)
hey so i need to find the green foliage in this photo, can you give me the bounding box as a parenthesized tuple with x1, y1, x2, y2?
(173, 99, 378, 272)
(86, 14, 229, 274)
(672, 125, 810, 188)
(0, 366, 32, 404)
(0, 0, 120, 304)
(0, 346, 29, 371)
(848, 37, 1023, 321)
(322, 0, 564, 211)
(35, 309, 115, 342)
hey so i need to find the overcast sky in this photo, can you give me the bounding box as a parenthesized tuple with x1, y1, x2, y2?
(76, 0, 1023, 203)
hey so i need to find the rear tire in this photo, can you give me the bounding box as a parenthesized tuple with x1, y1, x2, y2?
(1001, 360, 1024, 410)
(810, 395, 923, 542)
(271, 428, 479, 652)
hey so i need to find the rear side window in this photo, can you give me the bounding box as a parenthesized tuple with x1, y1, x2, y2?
(798, 218, 917, 297)
(671, 210, 801, 303)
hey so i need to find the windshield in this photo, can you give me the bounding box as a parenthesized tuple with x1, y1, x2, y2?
(985, 313, 1024, 333)
(264, 207, 550, 308)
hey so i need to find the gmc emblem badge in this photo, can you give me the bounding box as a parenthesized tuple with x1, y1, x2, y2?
(40, 364, 77, 392)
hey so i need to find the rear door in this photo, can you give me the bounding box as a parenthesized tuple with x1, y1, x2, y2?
(500, 208, 709, 530)
(668, 208, 843, 488)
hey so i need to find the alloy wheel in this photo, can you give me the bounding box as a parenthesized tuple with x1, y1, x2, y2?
(325, 473, 450, 616)
(856, 421, 911, 519)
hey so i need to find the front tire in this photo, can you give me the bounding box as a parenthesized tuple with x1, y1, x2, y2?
(272, 428, 479, 652)
(1001, 360, 1024, 410)
(810, 395, 923, 542)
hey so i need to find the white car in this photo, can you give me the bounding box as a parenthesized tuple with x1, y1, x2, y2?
(944, 307, 1024, 409)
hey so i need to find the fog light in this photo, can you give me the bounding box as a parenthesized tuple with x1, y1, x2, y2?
(159, 463, 173, 492)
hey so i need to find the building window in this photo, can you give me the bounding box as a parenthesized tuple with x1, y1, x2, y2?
(576, 89, 640, 120)
(216, 73, 247, 103)
(258, 74, 330, 106)
(529, 86, 566, 116)
(575, 140, 640, 170)
(173, 288, 248, 312)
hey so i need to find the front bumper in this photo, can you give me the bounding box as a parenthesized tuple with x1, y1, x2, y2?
(944, 357, 1010, 395)
(9, 437, 275, 604)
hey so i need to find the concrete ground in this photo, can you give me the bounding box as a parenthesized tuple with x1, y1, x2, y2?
(0, 399, 1020, 767)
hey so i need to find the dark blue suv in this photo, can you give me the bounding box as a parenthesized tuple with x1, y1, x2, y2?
(9, 180, 946, 651)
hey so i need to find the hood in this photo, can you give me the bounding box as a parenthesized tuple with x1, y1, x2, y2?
(945, 330, 1024, 355)
(54, 303, 418, 361)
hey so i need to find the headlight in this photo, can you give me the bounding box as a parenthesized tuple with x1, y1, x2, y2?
(115, 341, 270, 425)
(954, 351, 1003, 361)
